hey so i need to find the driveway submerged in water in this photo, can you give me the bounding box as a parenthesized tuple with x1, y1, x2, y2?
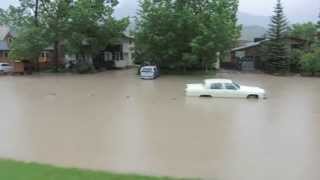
(0, 69, 320, 180)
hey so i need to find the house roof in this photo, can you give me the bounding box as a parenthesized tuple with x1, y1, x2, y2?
(0, 26, 11, 40)
(0, 41, 9, 51)
(0, 25, 16, 41)
(231, 41, 263, 52)
(122, 31, 134, 39)
(232, 36, 310, 52)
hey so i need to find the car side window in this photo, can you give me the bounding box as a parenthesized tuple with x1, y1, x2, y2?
(225, 83, 237, 90)
(211, 83, 223, 90)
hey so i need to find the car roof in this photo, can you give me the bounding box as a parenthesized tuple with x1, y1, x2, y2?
(142, 66, 156, 69)
(205, 79, 233, 84)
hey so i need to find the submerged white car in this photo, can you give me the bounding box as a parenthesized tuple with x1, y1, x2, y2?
(185, 79, 266, 99)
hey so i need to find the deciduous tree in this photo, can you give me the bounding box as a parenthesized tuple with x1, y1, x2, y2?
(0, 0, 128, 72)
(289, 22, 318, 43)
(134, 0, 240, 72)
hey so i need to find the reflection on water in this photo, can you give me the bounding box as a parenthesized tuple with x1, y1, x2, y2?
(0, 70, 319, 180)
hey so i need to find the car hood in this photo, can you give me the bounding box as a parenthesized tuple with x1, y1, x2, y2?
(240, 85, 265, 93)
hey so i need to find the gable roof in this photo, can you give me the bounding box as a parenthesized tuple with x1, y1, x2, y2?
(231, 40, 266, 52)
(0, 26, 11, 40)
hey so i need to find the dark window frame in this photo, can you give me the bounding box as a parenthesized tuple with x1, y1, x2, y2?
(4, 52, 9, 58)
(210, 83, 223, 90)
(224, 83, 238, 90)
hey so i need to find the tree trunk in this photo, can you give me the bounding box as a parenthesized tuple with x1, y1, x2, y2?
(183, 65, 187, 73)
(202, 60, 208, 72)
(36, 58, 40, 72)
(205, 63, 209, 73)
(82, 53, 86, 63)
(34, 0, 39, 25)
(54, 41, 59, 72)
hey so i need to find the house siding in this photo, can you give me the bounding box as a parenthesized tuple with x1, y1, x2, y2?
(0, 51, 10, 63)
(120, 37, 134, 66)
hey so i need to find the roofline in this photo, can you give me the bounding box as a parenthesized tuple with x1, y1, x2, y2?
(122, 34, 134, 40)
(231, 39, 269, 52)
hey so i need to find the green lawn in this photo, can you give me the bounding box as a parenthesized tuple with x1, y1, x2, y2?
(0, 159, 186, 180)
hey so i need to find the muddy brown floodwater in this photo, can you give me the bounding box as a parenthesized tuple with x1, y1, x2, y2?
(0, 69, 320, 180)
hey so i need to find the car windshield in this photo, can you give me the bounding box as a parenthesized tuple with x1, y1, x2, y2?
(141, 68, 153, 72)
(1, 64, 9, 67)
(233, 82, 240, 89)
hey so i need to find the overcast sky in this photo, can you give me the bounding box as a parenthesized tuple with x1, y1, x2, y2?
(1, 0, 319, 23)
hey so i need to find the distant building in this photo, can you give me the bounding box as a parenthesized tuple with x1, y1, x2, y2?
(226, 37, 309, 71)
(0, 26, 14, 63)
(65, 35, 135, 69)
(0, 25, 57, 69)
(0, 25, 135, 69)
(102, 35, 135, 68)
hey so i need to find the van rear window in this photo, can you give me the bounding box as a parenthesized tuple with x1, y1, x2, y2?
(141, 68, 153, 72)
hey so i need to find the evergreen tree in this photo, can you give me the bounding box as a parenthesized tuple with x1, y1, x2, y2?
(317, 12, 320, 44)
(317, 12, 320, 28)
(266, 0, 289, 73)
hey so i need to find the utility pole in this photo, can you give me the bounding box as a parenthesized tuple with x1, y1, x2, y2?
(35, 0, 39, 25)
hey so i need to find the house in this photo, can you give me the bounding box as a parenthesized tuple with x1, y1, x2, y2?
(1, 25, 135, 70)
(0, 25, 57, 69)
(103, 35, 135, 68)
(227, 37, 309, 71)
(0, 26, 14, 63)
(90, 34, 135, 69)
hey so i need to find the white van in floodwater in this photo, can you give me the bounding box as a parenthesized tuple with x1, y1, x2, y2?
(140, 66, 160, 80)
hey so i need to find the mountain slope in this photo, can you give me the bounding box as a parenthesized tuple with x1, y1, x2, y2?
(238, 12, 270, 27)
(241, 26, 267, 41)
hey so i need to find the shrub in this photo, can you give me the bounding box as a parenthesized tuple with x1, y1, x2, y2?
(73, 62, 96, 74)
(300, 48, 320, 75)
(289, 49, 304, 72)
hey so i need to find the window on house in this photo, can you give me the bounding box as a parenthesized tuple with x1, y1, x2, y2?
(4, 52, 8, 58)
(112, 52, 116, 61)
(114, 52, 123, 61)
(105, 52, 112, 61)
(123, 53, 129, 60)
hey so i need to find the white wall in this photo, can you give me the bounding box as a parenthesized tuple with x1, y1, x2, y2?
(120, 37, 135, 67)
